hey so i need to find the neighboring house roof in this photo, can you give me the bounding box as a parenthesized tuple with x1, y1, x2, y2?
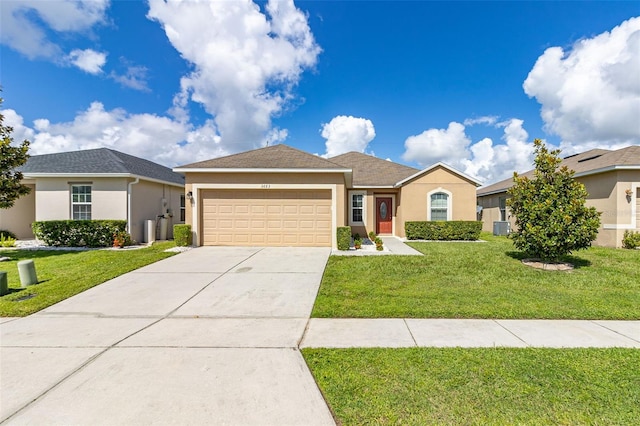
(175, 144, 349, 171)
(477, 145, 640, 196)
(20, 148, 184, 186)
(329, 151, 419, 187)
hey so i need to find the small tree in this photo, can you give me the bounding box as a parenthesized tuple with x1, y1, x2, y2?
(0, 97, 31, 209)
(507, 139, 600, 261)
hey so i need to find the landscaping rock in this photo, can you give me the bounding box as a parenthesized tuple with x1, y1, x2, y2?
(522, 258, 574, 271)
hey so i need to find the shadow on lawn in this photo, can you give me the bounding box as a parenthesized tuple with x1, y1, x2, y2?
(0, 249, 82, 262)
(505, 251, 592, 269)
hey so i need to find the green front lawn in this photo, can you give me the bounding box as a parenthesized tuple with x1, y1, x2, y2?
(303, 347, 640, 425)
(312, 234, 640, 319)
(0, 242, 177, 316)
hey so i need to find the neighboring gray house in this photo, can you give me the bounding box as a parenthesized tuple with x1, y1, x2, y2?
(0, 148, 185, 243)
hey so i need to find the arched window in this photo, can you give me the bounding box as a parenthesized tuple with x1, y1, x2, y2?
(427, 189, 452, 221)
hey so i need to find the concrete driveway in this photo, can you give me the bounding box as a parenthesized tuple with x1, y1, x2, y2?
(0, 247, 335, 425)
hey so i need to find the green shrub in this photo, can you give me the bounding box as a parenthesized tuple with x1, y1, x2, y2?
(622, 230, 640, 249)
(337, 226, 351, 250)
(0, 229, 17, 240)
(174, 224, 192, 246)
(0, 234, 16, 247)
(32, 220, 127, 247)
(374, 237, 383, 251)
(405, 221, 482, 241)
(368, 231, 377, 241)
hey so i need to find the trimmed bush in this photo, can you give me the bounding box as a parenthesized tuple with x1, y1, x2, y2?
(174, 224, 192, 246)
(0, 229, 17, 240)
(337, 226, 352, 250)
(32, 220, 127, 247)
(405, 221, 482, 241)
(622, 230, 640, 249)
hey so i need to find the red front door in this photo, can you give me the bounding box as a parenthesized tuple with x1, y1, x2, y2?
(376, 197, 392, 234)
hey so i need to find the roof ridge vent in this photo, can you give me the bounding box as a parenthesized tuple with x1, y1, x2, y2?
(577, 154, 602, 163)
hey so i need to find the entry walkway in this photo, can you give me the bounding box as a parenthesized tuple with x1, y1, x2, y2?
(0, 247, 335, 425)
(300, 318, 640, 348)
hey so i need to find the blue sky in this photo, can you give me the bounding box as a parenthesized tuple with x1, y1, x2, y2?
(1, 0, 639, 185)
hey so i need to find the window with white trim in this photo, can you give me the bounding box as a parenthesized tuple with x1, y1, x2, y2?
(349, 191, 366, 225)
(71, 185, 92, 220)
(180, 194, 186, 222)
(430, 193, 448, 221)
(499, 197, 507, 221)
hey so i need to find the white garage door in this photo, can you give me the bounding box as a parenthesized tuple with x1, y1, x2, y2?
(201, 189, 332, 246)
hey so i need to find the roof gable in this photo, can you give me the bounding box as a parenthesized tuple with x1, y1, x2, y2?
(176, 144, 348, 171)
(397, 162, 483, 187)
(329, 151, 418, 186)
(20, 148, 184, 186)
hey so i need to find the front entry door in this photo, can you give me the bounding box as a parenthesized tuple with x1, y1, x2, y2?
(376, 197, 392, 234)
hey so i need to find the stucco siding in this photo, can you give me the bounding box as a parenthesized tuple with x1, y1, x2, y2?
(34, 177, 128, 221)
(477, 193, 516, 233)
(130, 180, 184, 243)
(0, 184, 36, 239)
(398, 167, 478, 237)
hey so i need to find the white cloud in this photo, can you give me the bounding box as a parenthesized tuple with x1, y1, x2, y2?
(147, 0, 321, 154)
(402, 122, 471, 167)
(321, 115, 376, 157)
(524, 16, 640, 148)
(0, 0, 109, 61)
(110, 62, 151, 92)
(463, 116, 499, 126)
(67, 49, 107, 74)
(1, 103, 228, 167)
(402, 119, 535, 185)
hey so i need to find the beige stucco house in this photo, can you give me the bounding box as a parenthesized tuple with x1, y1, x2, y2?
(477, 145, 640, 248)
(174, 144, 481, 248)
(0, 148, 185, 243)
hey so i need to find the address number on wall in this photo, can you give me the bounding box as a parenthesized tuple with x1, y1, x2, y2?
(261, 184, 271, 189)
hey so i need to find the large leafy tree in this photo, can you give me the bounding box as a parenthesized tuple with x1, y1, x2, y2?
(507, 139, 600, 261)
(1, 97, 31, 209)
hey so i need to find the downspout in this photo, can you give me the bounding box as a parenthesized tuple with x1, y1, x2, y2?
(127, 177, 140, 234)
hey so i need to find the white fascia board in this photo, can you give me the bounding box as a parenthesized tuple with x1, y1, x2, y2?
(23, 173, 131, 178)
(23, 173, 184, 188)
(574, 165, 640, 178)
(394, 162, 483, 187)
(172, 167, 351, 174)
(477, 187, 511, 197)
(352, 185, 395, 189)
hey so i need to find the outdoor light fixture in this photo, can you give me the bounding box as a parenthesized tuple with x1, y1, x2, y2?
(186, 191, 193, 200)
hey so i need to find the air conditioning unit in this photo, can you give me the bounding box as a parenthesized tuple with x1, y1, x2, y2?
(493, 221, 511, 236)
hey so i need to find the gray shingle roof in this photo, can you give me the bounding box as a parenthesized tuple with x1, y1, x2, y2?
(329, 151, 419, 186)
(477, 145, 640, 196)
(20, 148, 184, 186)
(177, 144, 349, 170)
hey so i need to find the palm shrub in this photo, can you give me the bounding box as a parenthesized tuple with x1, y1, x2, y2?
(507, 139, 600, 261)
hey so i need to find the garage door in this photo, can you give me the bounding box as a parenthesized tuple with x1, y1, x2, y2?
(201, 189, 332, 246)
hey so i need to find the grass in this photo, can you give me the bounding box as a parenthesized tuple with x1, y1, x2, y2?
(303, 347, 640, 425)
(0, 242, 177, 317)
(312, 233, 640, 319)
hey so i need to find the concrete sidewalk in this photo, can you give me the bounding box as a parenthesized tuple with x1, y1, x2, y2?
(300, 318, 640, 348)
(1, 247, 335, 426)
